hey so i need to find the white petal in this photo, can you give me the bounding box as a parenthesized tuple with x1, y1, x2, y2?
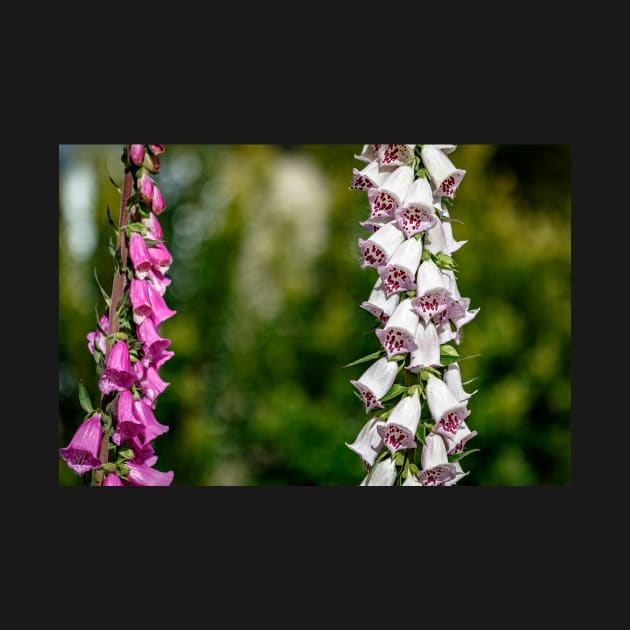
(354, 357, 399, 399)
(360, 277, 400, 323)
(421, 434, 449, 470)
(360, 457, 397, 486)
(407, 320, 442, 371)
(384, 298, 420, 337)
(385, 390, 421, 435)
(426, 374, 469, 431)
(379, 165, 415, 205)
(424, 220, 448, 255)
(346, 417, 386, 468)
(421, 145, 466, 198)
(443, 363, 477, 402)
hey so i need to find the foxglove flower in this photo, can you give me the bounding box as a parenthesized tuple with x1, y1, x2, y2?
(129, 231, 154, 279)
(376, 390, 421, 455)
(395, 176, 437, 238)
(99, 340, 136, 395)
(375, 298, 419, 359)
(350, 357, 398, 413)
(348, 143, 478, 487)
(367, 165, 414, 221)
(134, 363, 170, 406)
(360, 276, 400, 325)
(407, 320, 442, 372)
(377, 236, 422, 297)
(137, 173, 154, 205)
(358, 221, 405, 269)
(137, 317, 174, 368)
(129, 144, 145, 166)
(421, 144, 466, 199)
(151, 184, 166, 215)
(443, 362, 477, 403)
(147, 281, 177, 326)
(112, 390, 143, 446)
(124, 462, 174, 486)
(411, 259, 452, 323)
(345, 417, 386, 469)
(103, 473, 125, 486)
(59, 413, 103, 475)
(350, 160, 390, 191)
(130, 277, 153, 325)
(148, 242, 172, 275)
(417, 434, 458, 486)
(426, 374, 471, 439)
(87, 313, 108, 357)
(360, 456, 397, 486)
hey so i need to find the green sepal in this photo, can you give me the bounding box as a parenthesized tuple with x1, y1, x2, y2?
(393, 451, 405, 467)
(102, 462, 117, 473)
(435, 253, 457, 270)
(409, 463, 420, 477)
(420, 367, 441, 381)
(344, 349, 383, 368)
(421, 248, 432, 261)
(78, 380, 94, 414)
(106, 205, 119, 232)
(380, 383, 408, 403)
(117, 448, 135, 461)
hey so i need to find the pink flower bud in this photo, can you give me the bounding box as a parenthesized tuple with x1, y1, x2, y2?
(129, 144, 145, 165)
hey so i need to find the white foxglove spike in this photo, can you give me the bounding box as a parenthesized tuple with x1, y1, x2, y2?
(350, 357, 399, 414)
(358, 221, 405, 269)
(346, 417, 386, 469)
(350, 160, 391, 191)
(426, 374, 471, 439)
(411, 259, 452, 323)
(360, 276, 400, 325)
(360, 457, 397, 486)
(421, 145, 466, 198)
(375, 298, 419, 359)
(377, 237, 423, 297)
(443, 362, 477, 403)
(407, 320, 442, 372)
(376, 390, 421, 454)
(395, 177, 437, 238)
(367, 165, 414, 221)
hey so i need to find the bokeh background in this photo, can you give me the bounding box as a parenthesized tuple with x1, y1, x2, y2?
(58, 144, 571, 486)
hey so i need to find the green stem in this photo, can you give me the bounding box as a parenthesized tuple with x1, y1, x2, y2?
(92, 147, 133, 486)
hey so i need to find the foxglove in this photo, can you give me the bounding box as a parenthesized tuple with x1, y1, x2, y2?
(60, 144, 175, 486)
(347, 144, 479, 486)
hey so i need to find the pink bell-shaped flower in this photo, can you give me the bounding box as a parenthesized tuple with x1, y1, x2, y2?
(59, 413, 103, 475)
(124, 462, 174, 486)
(99, 340, 136, 395)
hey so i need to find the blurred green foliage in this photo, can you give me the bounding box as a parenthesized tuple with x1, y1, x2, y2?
(58, 144, 570, 486)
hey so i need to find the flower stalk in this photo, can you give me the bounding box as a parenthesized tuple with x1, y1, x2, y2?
(347, 144, 479, 486)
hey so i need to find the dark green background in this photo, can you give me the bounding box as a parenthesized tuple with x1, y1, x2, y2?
(58, 144, 571, 486)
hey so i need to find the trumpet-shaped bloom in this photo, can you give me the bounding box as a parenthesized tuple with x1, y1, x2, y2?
(358, 221, 405, 269)
(378, 237, 422, 297)
(360, 457, 397, 486)
(355, 144, 381, 164)
(151, 184, 166, 215)
(375, 298, 419, 359)
(395, 177, 437, 238)
(426, 374, 471, 439)
(147, 282, 176, 326)
(350, 357, 398, 413)
(103, 473, 125, 486)
(421, 145, 466, 198)
(124, 462, 174, 486)
(417, 434, 458, 486)
(350, 160, 390, 191)
(360, 276, 400, 325)
(129, 232, 154, 279)
(130, 277, 153, 325)
(137, 318, 173, 368)
(142, 212, 163, 241)
(87, 313, 108, 357)
(443, 363, 477, 403)
(112, 390, 143, 446)
(367, 165, 414, 221)
(376, 390, 421, 454)
(411, 259, 452, 323)
(407, 320, 442, 372)
(434, 201, 467, 253)
(148, 243, 172, 275)
(442, 420, 477, 455)
(444, 462, 470, 485)
(59, 413, 103, 475)
(138, 174, 154, 205)
(133, 397, 170, 445)
(134, 363, 170, 405)
(377, 144, 415, 168)
(346, 417, 386, 469)
(99, 340, 136, 395)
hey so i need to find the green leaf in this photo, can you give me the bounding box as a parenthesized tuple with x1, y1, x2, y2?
(106, 166, 121, 193)
(344, 349, 383, 368)
(78, 380, 94, 414)
(93, 269, 111, 307)
(380, 383, 408, 403)
(449, 448, 480, 463)
(106, 205, 119, 231)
